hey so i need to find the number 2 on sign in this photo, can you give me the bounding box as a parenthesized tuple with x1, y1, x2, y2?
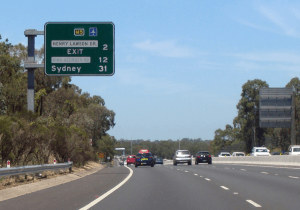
(99, 65, 107, 72)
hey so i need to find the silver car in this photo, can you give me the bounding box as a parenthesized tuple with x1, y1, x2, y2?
(173, 150, 192, 165)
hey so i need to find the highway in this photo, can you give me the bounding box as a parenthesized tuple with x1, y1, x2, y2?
(1, 159, 300, 209)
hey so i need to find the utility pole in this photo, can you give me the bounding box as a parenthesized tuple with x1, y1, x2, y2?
(291, 93, 296, 145)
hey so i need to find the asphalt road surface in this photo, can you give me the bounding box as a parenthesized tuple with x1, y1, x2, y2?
(1, 160, 300, 209)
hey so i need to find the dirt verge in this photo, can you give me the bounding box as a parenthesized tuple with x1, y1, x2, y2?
(0, 161, 105, 191)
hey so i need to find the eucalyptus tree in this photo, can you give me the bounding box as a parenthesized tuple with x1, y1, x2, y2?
(233, 79, 269, 153)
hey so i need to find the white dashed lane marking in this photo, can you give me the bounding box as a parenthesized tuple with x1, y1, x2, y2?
(194, 174, 198, 176)
(246, 200, 262, 207)
(289, 176, 299, 179)
(220, 186, 229, 190)
(185, 171, 188, 172)
(233, 192, 238, 194)
(205, 178, 211, 181)
(261, 172, 268, 174)
(240, 169, 246, 171)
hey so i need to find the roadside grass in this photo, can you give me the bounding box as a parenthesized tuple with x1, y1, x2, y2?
(0, 161, 104, 190)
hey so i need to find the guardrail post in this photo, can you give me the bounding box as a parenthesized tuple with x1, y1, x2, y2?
(7, 160, 10, 168)
(53, 159, 56, 164)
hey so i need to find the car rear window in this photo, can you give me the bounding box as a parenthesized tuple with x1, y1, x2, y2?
(256, 149, 268, 152)
(136, 153, 152, 157)
(178, 151, 190, 155)
(199, 152, 210, 155)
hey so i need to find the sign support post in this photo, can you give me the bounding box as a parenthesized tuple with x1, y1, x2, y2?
(24, 29, 44, 112)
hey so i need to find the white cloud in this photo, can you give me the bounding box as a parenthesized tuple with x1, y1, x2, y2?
(117, 68, 193, 95)
(233, 2, 300, 38)
(227, 51, 300, 72)
(257, 5, 300, 37)
(230, 52, 300, 64)
(133, 39, 194, 58)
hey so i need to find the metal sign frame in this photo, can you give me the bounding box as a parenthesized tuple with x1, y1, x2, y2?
(259, 88, 293, 128)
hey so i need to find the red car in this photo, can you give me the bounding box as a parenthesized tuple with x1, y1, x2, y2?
(126, 155, 136, 165)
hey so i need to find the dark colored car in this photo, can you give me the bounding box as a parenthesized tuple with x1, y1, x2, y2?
(155, 158, 163, 165)
(135, 152, 155, 167)
(195, 151, 212, 164)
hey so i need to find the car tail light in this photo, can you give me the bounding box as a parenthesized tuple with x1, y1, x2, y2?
(197, 156, 200, 158)
(189, 155, 191, 158)
(208, 155, 211, 158)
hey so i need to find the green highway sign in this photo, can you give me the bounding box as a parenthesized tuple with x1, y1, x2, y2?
(44, 22, 114, 76)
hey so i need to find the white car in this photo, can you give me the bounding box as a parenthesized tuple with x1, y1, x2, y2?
(251, 147, 270, 156)
(288, 145, 300, 155)
(232, 152, 245, 156)
(218, 152, 231, 157)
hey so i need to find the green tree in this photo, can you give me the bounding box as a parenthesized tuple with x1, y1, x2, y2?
(233, 79, 269, 153)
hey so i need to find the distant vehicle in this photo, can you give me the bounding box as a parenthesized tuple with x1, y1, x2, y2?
(251, 147, 270, 156)
(155, 158, 163, 165)
(139, 149, 150, 154)
(288, 145, 300, 155)
(232, 152, 245, 157)
(135, 152, 155, 167)
(126, 155, 136, 165)
(173, 150, 192, 166)
(218, 152, 231, 157)
(195, 151, 212, 164)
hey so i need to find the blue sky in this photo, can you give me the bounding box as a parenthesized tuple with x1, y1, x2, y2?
(1, 0, 300, 140)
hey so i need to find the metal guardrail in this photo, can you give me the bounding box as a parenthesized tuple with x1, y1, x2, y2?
(0, 162, 73, 177)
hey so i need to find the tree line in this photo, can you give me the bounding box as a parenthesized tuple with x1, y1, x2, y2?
(0, 35, 116, 167)
(115, 138, 211, 159)
(209, 78, 300, 155)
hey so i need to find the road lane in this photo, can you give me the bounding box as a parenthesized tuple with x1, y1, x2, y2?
(88, 164, 253, 210)
(1, 161, 300, 209)
(170, 163, 300, 209)
(0, 165, 130, 210)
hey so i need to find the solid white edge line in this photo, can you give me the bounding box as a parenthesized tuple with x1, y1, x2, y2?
(246, 200, 262, 207)
(79, 165, 133, 210)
